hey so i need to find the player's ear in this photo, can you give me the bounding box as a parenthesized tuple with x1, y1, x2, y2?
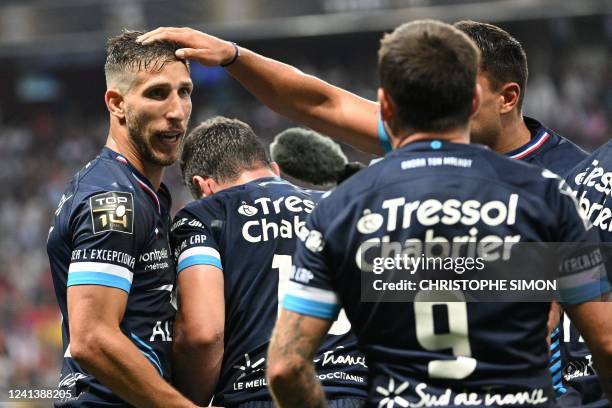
(192, 175, 214, 198)
(378, 88, 394, 125)
(471, 83, 482, 118)
(270, 162, 281, 177)
(498, 82, 521, 115)
(378, 88, 398, 145)
(105, 89, 125, 120)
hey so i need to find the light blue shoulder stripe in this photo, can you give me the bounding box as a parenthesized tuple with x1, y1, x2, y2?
(177, 255, 223, 273)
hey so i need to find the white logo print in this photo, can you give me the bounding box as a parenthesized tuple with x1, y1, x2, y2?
(541, 169, 560, 179)
(377, 377, 409, 407)
(233, 353, 266, 381)
(238, 202, 258, 217)
(58, 373, 88, 389)
(305, 230, 325, 253)
(357, 209, 384, 234)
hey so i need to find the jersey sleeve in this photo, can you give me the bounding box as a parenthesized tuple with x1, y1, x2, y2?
(282, 204, 341, 320)
(551, 179, 612, 304)
(68, 190, 139, 293)
(170, 206, 222, 274)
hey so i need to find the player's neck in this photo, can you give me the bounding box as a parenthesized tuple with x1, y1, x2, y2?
(216, 168, 278, 192)
(496, 113, 532, 154)
(105, 134, 164, 190)
(395, 127, 470, 149)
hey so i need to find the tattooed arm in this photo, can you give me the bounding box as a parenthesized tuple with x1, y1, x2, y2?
(266, 309, 332, 408)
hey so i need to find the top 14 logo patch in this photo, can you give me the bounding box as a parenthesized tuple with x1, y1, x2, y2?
(90, 191, 134, 234)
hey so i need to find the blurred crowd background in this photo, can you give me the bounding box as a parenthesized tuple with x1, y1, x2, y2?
(0, 0, 610, 401)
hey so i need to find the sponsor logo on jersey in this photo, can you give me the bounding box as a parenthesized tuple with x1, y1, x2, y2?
(171, 217, 188, 232)
(305, 230, 325, 253)
(355, 195, 523, 271)
(357, 210, 384, 234)
(379, 194, 519, 232)
(290, 266, 314, 284)
(139, 247, 171, 272)
(563, 356, 596, 381)
(238, 202, 259, 216)
(58, 373, 88, 389)
(375, 376, 548, 407)
(573, 159, 612, 196)
(55, 193, 73, 216)
(239, 196, 316, 243)
(313, 345, 367, 368)
(570, 159, 611, 233)
(89, 191, 134, 234)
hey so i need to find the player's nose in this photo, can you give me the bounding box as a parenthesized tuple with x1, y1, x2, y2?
(165, 93, 190, 122)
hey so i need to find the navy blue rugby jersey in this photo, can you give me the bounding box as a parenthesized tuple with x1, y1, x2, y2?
(555, 141, 612, 408)
(170, 177, 367, 406)
(506, 116, 598, 406)
(47, 147, 176, 406)
(284, 141, 607, 408)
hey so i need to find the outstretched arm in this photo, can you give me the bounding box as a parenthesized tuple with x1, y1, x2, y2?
(266, 309, 332, 408)
(137, 27, 382, 154)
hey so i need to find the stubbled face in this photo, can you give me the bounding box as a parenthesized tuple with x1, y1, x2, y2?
(123, 61, 193, 167)
(469, 72, 503, 147)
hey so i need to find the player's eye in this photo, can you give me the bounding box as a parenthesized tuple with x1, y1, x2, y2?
(179, 86, 193, 97)
(145, 87, 169, 100)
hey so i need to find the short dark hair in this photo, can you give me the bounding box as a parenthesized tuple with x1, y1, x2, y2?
(181, 117, 272, 198)
(105, 29, 187, 90)
(378, 20, 480, 133)
(454, 20, 528, 111)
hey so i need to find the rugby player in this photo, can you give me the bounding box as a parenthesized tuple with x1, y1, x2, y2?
(47, 31, 197, 407)
(559, 142, 612, 408)
(137, 22, 598, 405)
(265, 20, 612, 407)
(170, 117, 367, 407)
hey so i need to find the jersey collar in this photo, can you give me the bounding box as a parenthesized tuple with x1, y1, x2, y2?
(100, 147, 169, 215)
(505, 117, 551, 161)
(392, 140, 489, 155)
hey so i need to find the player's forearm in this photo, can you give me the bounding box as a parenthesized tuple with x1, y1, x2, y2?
(268, 358, 326, 408)
(172, 327, 223, 405)
(71, 327, 195, 408)
(226, 48, 382, 154)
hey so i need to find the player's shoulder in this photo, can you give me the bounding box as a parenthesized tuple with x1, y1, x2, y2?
(175, 195, 224, 224)
(71, 150, 137, 201)
(523, 116, 588, 175)
(569, 139, 612, 179)
(472, 143, 565, 192)
(66, 149, 167, 232)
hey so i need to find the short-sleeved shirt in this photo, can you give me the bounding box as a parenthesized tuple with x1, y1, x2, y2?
(47, 147, 176, 406)
(284, 141, 606, 407)
(558, 140, 612, 408)
(504, 117, 606, 407)
(170, 177, 367, 406)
